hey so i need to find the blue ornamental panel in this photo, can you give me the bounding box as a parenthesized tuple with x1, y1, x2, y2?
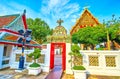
(5, 16, 25, 32)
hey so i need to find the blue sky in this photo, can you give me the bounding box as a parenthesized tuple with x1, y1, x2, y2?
(0, 0, 120, 33)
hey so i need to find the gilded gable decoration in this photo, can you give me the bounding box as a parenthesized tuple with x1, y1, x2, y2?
(70, 8, 100, 35)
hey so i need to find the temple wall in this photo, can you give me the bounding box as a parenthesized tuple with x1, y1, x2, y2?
(41, 44, 50, 72)
(0, 44, 13, 69)
(0, 44, 4, 69)
(10, 44, 51, 72)
(9, 44, 120, 76)
(80, 50, 120, 76)
(66, 43, 73, 74)
(66, 49, 120, 76)
(10, 49, 34, 69)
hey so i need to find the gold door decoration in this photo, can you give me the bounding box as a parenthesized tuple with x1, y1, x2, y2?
(38, 54, 45, 63)
(89, 56, 99, 66)
(26, 55, 32, 62)
(15, 54, 21, 62)
(74, 56, 83, 66)
(105, 56, 116, 67)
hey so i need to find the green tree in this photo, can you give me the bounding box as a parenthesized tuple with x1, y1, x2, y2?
(27, 18, 53, 44)
(72, 25, 106, 50)
(103, 15, 120, 49)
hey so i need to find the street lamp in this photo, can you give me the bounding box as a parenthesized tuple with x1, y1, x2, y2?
(17, 29, 32, 70)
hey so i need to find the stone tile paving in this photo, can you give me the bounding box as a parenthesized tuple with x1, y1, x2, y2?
(1, 68, 120, 79)
(18, 72, 48, 79)
(88, 75, 120, 79)
(45, 66, 62, 79)
(61, 72, 120, 79)
(13, 70, 48, 79)
(0, 74, 13, 79)
(61, 73, 74, 79)
(0, 68, 48, 79)
(0, 68, 16, 79)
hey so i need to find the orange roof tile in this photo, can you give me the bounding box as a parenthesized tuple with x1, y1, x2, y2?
(0, 15, 17, 28)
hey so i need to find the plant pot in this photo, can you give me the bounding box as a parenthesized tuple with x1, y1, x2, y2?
(73, 70, 86, 79)
(28, 67, 41, 75)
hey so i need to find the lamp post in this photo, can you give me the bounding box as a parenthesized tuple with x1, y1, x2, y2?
(17, 29, 32, 70)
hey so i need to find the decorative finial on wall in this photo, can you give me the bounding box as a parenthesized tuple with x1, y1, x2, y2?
(57, 18, 64, 26)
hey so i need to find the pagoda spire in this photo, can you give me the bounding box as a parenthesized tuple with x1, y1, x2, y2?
(57, 18, 64, 26)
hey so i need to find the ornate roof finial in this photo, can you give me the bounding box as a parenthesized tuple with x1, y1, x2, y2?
(83, 6, 90, 10)
(57, 18, 64, 26)
(23, 9, 26, 15)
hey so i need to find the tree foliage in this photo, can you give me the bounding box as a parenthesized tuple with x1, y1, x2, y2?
(103, 16, 120, 49)
(27, 18, 53, 44)
(107, 21, 120, 42)
(72, 15, 120, 50)
(72, 25, 106, 49)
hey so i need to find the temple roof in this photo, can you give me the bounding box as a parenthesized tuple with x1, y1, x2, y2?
(0, 31, 39, 47)
(70, 8, 100, 35)
(0, 14, 19, 28)
(0, 11, 40, 48)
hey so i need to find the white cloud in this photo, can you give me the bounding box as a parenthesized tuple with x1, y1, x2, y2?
(0, 2, 40, 19)
(40, 0, 81, 32)
(0, 0, 81, 33)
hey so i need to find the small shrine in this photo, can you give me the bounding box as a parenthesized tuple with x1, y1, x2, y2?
(47, 18, 71, 43)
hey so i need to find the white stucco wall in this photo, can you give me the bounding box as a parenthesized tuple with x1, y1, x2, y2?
(0, 44, 4, 69)
(81, 50, 120, 76)
(41, 44, 50, 72)
(10, 44, 120, 76)
(10, 44, 51, 72)
(66, 43, 73, 74)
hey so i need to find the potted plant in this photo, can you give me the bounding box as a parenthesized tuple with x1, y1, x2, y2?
(69, 44, 86, 79)
(72, 65, 86, 79)
(27, 48, 41, 75)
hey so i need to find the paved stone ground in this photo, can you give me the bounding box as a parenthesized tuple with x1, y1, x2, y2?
(87, 75, 120, 79)
(62, 73, 120, 79)
(61, 73, 74, 79)
(45, 66, 62, 79)
(0, 68, 120, 79)
(0, 68, 48, 79)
